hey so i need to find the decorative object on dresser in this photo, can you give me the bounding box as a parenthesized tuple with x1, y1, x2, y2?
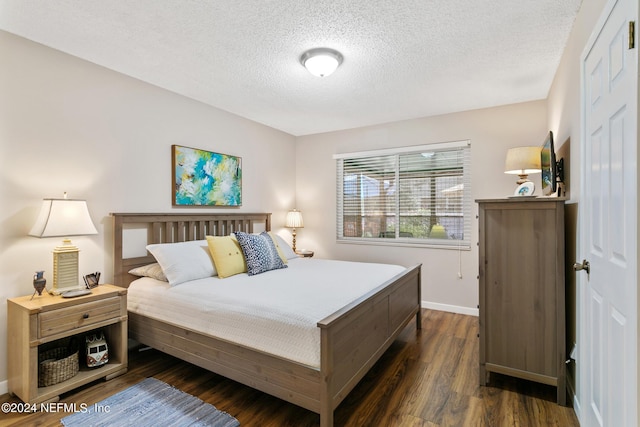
(7, 284, 128, 404)
(504, 146, 542, 185)
(285, 209, 304, 252)
(28, 193, 98, 295)
(513, 181, 535, 197)
(32, 270, 47, 298)
(172, 145, 242, 206)
(477, 198, 566, 405)
(83, 271, 101, 289)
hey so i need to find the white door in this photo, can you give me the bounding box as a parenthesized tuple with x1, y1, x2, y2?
(580, 0, 638, 426)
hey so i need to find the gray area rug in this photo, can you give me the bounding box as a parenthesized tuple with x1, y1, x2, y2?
(61, 377, 240, 427)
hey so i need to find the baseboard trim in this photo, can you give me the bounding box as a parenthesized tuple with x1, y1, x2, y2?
(573, 394, 581, 423)
(566, 370, 576, 404)
(422, 301, 478, 316)
(0, 380, 7, 396)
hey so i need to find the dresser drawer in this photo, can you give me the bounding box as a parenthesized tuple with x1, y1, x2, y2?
(39, 296, 123, 338)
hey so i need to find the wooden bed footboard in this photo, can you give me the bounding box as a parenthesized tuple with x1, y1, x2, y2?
(112, 212, 422, 427)
(318, 263, 421, 427)
(127, 264, 421, 427)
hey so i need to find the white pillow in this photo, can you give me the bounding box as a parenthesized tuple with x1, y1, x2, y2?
(146, 240, 217, 286)
(128, 263, 168, 282)
(273, 234, 298, 260)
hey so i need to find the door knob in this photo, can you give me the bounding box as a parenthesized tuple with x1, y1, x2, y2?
(573, 259, 590, 275)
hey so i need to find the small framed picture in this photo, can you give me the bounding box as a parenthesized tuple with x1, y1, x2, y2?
(83, 272, 101, 289)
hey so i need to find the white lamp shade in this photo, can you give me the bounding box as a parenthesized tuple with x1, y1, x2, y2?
(504, 147, 542, 175)
(301, 48, 343, 77)
(29, 199, 98, 237)
(285, 210, 304, 228)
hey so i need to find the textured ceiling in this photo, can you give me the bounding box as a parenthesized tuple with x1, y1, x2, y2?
(0, 0, 583, 136)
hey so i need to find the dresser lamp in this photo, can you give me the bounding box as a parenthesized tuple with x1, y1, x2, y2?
(504, 146, 542, 185)
(285, 209, 304, 253)
(29, 195, 98, 295)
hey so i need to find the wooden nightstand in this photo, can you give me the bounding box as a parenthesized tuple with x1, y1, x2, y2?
(295, 250, 314, 258)
(7, 284, 128, 404)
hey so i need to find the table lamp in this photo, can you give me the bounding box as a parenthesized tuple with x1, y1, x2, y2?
(504, 147, 542, 185)
(285, 209, 304, 253)
(29, 194, 98, 295)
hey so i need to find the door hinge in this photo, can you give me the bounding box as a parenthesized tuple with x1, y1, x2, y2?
(630, 21, 635, 49)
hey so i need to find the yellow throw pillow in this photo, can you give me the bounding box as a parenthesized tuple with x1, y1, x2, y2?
(206, 235, 247, 278)
(267, 231, 288, 264)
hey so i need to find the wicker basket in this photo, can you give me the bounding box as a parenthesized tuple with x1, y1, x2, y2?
(38, 347, 79, 387)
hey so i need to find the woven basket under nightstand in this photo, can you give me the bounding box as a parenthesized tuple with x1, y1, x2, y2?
(38, 347, 79, 387)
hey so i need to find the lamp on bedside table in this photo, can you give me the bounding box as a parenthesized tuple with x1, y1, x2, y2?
(285, 209, 304, 253)
(29, 193, 98, 295)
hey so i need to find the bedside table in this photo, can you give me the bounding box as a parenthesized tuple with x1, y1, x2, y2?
(7, 284, 128, 404)
(296, 250, 314, 258)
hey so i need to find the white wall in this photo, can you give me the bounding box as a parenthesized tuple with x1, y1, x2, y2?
(0, 31, 296, 388)
(548, 0, 608, 202)
(294, 100, 548, 313)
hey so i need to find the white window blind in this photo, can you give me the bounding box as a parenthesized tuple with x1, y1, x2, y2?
(335, 140, 471, 248)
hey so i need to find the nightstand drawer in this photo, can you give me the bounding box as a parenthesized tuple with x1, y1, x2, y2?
(39, 296, 122, 338)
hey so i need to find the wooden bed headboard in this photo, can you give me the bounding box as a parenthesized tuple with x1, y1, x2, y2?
(111, 212, 271, 287)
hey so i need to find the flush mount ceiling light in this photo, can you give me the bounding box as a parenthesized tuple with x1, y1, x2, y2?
(300, 48, 343, 77)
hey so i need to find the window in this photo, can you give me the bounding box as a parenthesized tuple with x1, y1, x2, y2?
(335, 140, 471, 248)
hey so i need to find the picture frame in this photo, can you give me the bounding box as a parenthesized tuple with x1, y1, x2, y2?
(83, 272, 100, 289)
(172, 145, 242, 206)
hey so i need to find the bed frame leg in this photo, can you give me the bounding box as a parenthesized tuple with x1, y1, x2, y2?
(320, 409, 333, 427)
(416, 309, 422, 329)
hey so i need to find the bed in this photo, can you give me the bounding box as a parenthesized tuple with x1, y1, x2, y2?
(111, 212, 421, 427)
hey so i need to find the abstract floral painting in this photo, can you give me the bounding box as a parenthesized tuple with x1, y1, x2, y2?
(172, 145, 242, 206)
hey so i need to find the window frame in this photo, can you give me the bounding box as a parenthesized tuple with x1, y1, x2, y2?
(334, 140, 472, 249)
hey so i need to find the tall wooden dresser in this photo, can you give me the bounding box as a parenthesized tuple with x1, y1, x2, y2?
(477, 198, 566, 405)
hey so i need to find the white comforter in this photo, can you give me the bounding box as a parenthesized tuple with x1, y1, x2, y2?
(127, 258, 406, 368)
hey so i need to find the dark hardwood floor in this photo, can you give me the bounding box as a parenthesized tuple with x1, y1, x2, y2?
(1, 310, 580, 426)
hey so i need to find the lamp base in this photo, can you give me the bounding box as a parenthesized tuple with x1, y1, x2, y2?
(52, 239, 81, 295)
(291, 229, 297, 253)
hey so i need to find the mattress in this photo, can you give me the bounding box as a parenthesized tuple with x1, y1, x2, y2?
(127, 258, 406, 368)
